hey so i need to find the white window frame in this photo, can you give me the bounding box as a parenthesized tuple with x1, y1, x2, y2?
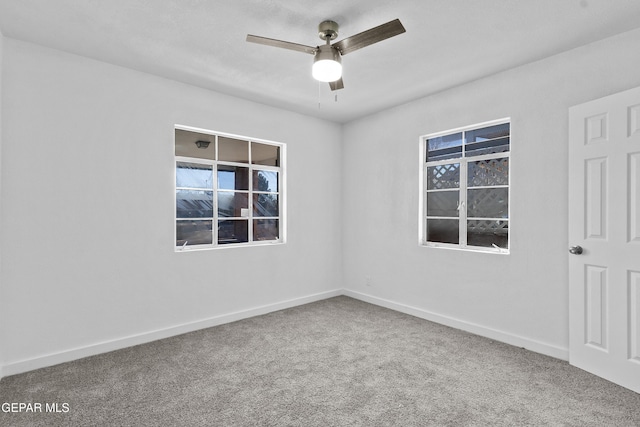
(418, 118, 510, 254)
(175, 125, 286, 251)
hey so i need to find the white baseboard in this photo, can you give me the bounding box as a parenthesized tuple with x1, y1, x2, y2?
(1, 288, 569, 379)
(0, 289, 342, 379)
(343, 289, 569, 361)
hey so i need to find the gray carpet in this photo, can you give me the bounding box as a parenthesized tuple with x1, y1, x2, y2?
(1, 296, 639, 426)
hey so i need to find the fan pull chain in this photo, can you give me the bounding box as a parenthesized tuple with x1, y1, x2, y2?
(318, 81, 321, 109)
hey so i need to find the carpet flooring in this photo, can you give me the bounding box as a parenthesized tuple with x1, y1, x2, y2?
(1, 296, 639, 426)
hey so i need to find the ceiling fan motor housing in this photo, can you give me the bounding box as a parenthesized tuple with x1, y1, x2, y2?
(313, 44, 342, 82)
(315, 44, 341, 62)
(318, 20, 339, 41)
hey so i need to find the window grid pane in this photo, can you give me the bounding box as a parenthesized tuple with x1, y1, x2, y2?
(465, 137, 510, 157)
(468, 158, 509, 187)
(426, 163, 460, 190)
(424, 121, 509, 251)
(218, 192, 249, 218)
(467, 220, 508, 249)
(218, 219, 249, 244)
(254, 219, 279, 241)
(218, 137, 249, 163)
(467, 188, 508, 219)
(176, 129, 283, 249)
(253, 194, 279, 217)
(218, 166, 249, 191)
(426, 133, 462, 161)
(253, 170, 278, 193)
(426, 219, 459, 244)
(176, 162, 213, 188)
(176, 190, 213, 218)
(176, 220, 213, 246)
(426, 191, 459, 217)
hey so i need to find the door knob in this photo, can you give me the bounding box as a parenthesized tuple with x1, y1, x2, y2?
(569, 245, 583, 255)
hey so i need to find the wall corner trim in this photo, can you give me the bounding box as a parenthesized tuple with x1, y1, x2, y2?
(343, 289, 569, 361)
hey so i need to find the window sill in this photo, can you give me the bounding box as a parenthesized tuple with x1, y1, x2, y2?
(420, 242, 509, 255)
(175, 240, 285, 252)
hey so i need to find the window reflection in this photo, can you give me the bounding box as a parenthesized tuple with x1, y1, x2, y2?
(426, 219, 459, 244)
(218, 220, 248, 244)
(467, 188, 508, 218)
(218, 192, 248, 218)
(253, 194, 278, 217)
(254, 219, 279, 241)
(467, 220, 508, 248)
(253, 170, 278, 192)
(176, 220, 213, 246)
(218, 166, 249, 190)
(219, 137, 249, 163)
(176, 190, 213, 218)
(176, 128, 283, 249)
(427, 133, 463, 161)
(252, 143, 279, 166)
(426, 191, 459, 217)
(176, 162, 212, 188)
(175, 129, 215, 160)
(427, 164, 459, 190)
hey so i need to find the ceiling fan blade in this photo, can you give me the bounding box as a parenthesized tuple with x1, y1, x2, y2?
(246, 34, 317, 55)
(329, 78, 344, 91)
(333, 19, 406, 56)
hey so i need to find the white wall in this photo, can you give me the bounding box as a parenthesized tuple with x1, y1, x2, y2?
(0, 38, 343, 376)
(342, 28, 640, 359)
(0, 32, 5, 379)
(3, 27, 640, 379)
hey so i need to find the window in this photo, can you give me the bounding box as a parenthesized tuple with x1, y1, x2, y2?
(175, 126, 285, 250)
(420, 119, 510, 253)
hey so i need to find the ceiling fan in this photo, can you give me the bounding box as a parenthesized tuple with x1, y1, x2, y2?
(246, 19, 406, 91)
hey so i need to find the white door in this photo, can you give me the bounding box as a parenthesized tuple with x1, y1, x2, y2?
(568, 85, 640, 393)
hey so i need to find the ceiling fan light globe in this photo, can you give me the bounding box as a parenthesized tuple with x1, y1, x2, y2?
(312, 60, 342, 82)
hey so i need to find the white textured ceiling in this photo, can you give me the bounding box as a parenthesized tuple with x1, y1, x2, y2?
(1, 0, 639, 123)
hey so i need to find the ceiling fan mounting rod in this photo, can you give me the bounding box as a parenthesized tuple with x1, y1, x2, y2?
(318, 20, 339, 41)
